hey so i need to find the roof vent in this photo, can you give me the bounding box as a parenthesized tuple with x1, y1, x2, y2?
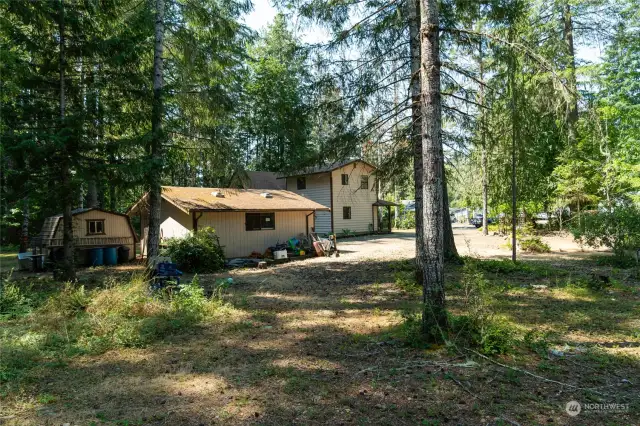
(211, 191, 225, 198)
(260, 192, 273, 198)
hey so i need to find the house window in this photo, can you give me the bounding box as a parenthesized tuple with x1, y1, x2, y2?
(343, 207, 352, 220)
(360, 175, 369, 189)
(341, 174, 349, 185)
(297, 177, 306, 190)
(87, 219, 105, 235)
(246, 213, 275, 231)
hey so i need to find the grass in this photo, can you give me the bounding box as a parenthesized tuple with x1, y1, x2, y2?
(0, 248, 19, 271)
(0, 249, 638, 425)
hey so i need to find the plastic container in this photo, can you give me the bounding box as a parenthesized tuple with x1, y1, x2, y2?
(118, 246, 130, 263)
(274, 249, 288, 260)
(89, 247, 104, 266)
(103, 247, 118, 265)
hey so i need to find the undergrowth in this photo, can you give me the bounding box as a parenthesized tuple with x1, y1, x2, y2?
(0, 274, 230, 389)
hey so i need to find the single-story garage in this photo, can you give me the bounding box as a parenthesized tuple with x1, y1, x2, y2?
(127, 186, 330, 258)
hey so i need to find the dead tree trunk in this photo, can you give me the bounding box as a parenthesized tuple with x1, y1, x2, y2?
(419, 0, 447, 335)
(408, 0, 424, 287)
(59, 0, 75, 280)
(146, 0, 164, 262)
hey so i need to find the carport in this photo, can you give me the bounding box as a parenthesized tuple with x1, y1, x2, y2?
(373, 200, 400, 233)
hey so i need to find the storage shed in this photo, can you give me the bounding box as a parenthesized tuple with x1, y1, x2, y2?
(36, 208, 138, 262)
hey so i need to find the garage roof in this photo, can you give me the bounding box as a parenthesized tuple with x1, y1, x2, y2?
(129, 186, 331, 214)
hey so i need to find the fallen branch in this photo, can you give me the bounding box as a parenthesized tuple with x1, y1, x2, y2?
(465, 348, 609, 396)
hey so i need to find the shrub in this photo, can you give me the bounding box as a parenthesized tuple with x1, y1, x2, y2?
(519, 236, 551, 253)
(1, 274, 226, 387)
(570, 207, 640, 256)
(0, 282, 31, 319)
(164, 227, 225, 273)
(450, 264, 514, 354)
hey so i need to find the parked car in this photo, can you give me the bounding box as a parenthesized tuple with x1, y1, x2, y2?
(470, 215, 493, 228)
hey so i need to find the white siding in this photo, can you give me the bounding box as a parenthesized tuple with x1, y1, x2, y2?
(199, 211, 314, 258)
(331, 162, 378, 234)
(286, 174, 332, 234)
(160, 200, 191, 240)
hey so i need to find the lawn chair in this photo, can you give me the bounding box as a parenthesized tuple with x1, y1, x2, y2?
(150, 261, 183, 291)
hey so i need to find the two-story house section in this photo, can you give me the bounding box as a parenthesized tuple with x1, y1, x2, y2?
(281, 159, 396, 235)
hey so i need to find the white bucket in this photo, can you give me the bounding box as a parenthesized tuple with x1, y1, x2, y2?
(274, 250, 288, 260)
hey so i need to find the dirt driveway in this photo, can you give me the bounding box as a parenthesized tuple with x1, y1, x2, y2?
(294, 225, 601, 265)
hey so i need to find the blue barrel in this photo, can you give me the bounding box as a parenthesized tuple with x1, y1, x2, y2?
(90, 248, 104, 266)
(103, 247, 118, 266)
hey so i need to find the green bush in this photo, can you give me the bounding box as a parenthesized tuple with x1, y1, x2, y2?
(396, 211, 416, 230)
(164, 227, 225, 273)
(570, 207, 640, 256)
(519, 236, 551, 253)
(0, 282, 31, 319)
(449, 263, 514, 354)
(594, 254, 637, 269)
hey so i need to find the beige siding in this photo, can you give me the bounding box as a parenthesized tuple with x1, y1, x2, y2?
(331, 162, 378, 233)
(285, 174, 332, 234)
(160, 199, 191, 240)
(199, 210, 314, 258)
(53, 210, 136, 260)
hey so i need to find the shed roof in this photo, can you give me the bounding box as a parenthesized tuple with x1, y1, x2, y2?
(278, 159, 377, 179)
(131, 186, 331, 214)
(373, 200, 400, 207)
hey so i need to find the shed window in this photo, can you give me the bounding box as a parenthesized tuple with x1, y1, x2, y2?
(341, 174, 349, 185)
(246, 213, 275, 231)
(297, 177, 306, 190)
(343, 207, 352, 220)
(87, 219, 105, 235)
(360, 175, 369, 189)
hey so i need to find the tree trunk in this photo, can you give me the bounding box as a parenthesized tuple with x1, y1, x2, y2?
(408, 0, 424, 287)
(562, 1, 579, 145)
(19, 197, 29, 253)
(87, 180, 99, 208)
(442, 162, 458, 261)
(419, 0, 447, 335)
(479, 39, 489, 236)
(147, 0, 164, 263)
(59, 0, 75, 280)
(509, 31, 518, 263)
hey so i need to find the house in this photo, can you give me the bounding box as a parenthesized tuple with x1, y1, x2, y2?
(280, 159, 397, 235)
(35, 208, 138, 261)
(127, 186, 330, 258)
(228, 171, 285, 190)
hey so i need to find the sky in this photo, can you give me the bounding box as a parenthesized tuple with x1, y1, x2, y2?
(242, 0, 604, 63)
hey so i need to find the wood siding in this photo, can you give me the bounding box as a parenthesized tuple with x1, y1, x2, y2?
(331, 162, 378, 233)
(198, 210, 314, 258)
(52, 210, 136, 259)
(285, 174, 332, 234)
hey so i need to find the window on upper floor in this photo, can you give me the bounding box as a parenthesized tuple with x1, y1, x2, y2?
(360, 175, 369, 189)
(343, 206, 352, 220)
(341, 174, 349, 185)
(87, 219, 105, 235)
(297, 177, 306, 190)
